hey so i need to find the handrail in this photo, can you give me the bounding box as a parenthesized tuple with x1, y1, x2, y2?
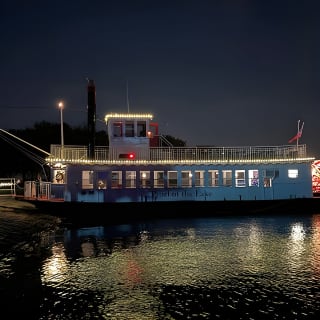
(48, 144, 310, 163)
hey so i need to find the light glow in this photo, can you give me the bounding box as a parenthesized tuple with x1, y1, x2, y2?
(46, 157, 315, 165)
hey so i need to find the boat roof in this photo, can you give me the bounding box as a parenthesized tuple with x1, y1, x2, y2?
(104, 113, 153, 122)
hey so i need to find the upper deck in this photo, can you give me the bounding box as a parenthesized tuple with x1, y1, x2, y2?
(46, 111, 314, 165)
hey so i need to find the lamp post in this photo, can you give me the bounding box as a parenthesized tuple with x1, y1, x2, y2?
(58, 101, 64, 157)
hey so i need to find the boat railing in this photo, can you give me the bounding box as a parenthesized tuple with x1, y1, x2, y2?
(48, 144, 309, 162)
(24, 181, 65, 201)
(158, 135, 173, 147)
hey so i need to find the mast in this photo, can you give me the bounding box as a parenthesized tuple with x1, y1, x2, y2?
(296, 120, 304, 148)
(296, 120, 300, 148)
(87, 79, 96, 160)
(126, 80, 130, 113)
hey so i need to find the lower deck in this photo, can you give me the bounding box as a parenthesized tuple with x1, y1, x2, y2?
(24, 161, 313, 203)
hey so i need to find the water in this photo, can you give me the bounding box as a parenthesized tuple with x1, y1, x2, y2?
(1, 209, 320, 319)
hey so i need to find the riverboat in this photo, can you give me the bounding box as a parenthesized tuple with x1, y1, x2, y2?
(2, 80, 319, 218)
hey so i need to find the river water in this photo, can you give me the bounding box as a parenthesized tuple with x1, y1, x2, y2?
(1, 206, 320, 319)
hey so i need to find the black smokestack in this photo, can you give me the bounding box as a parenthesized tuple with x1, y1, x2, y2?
(87, 79, 96, 159)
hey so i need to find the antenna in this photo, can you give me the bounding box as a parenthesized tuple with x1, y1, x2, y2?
(126, 80, 130, 113)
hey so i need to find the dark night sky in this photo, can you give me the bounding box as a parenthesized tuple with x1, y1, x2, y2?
(1, 1, 319, 156)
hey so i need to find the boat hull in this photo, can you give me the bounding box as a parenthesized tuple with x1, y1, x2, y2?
(20, 198, 320, 226)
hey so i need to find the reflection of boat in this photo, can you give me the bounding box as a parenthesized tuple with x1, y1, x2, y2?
(3, 80, 320, 218)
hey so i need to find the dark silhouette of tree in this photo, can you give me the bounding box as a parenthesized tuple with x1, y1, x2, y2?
(8, 121, 108, 152)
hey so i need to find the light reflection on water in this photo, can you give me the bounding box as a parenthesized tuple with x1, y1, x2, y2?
(39, 215, 320, 319)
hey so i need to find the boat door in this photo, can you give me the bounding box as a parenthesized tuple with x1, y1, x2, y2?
(149, 122, 159, 147)
(263, 177, 274, 200)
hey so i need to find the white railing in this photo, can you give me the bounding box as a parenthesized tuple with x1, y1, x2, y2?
(0, 178, 16, 196)
(48, 144, 309, 163)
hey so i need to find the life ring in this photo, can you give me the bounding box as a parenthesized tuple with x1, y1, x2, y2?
(56, 172, 64, 182)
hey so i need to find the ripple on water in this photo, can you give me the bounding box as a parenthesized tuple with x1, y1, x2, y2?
(2, 214, 320, 319)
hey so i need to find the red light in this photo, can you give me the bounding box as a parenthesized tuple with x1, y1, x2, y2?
(119, 153, 135, 160)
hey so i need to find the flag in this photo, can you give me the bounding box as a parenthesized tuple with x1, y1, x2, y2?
(288, 121, 304, 143)
(288, 131, 302, 143)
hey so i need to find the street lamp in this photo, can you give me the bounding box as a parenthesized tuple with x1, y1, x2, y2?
(58, 101, 64, 155)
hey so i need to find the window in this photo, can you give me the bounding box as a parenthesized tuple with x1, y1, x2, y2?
(125, 121, 134, 137)
(168, 171, 178, 188)
(111, 171, 122, 188)
(288, 169, 298, 179)
(154, 171, 164, 188)
(195, 170, 205, 187)
(235, 170, 245, 187)
(125, 171, 136, 188)
(208, 170, 219, 186)
(222, 170, 232, 187)
(82, 170, 93, 189)
(113, 122, 122, 137)
(140, 171, 150, 188)
(97, 171, 107, 189)
(137, 121, 146, 137)
(263, 169, 278, 187)
(264, 169, 279, 178)
(264, 178, 272, 188)
(181, 171, 192, 187)
(248, 169, 259, 187)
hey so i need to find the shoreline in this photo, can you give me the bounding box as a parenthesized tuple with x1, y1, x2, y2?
(0, 196, 61, 258)
(0, 195, 37, 212)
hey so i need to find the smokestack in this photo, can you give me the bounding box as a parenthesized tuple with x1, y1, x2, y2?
(87, 79, 96, 159)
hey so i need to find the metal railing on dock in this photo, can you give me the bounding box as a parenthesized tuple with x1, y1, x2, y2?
(0, 178, 16, 196)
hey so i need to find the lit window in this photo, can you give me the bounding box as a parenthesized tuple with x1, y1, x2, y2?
(235, 170, 245, 187)
(264, 178, 272, 188)
(82, 170, 93, 189)
(140, 171, 150, 188)
(125, 171, 136, 188)
(222, 170, 232, 187)
(288, 169, 298, 179)
(208, 170, 219, 186)
(195, 170, 205, 187)
(111, 171, 122, 188)
(248, 169, 259, 187)
(154, 171, 164, 188)
(181, 171, 192, 187)
(97, 171, 107, 189)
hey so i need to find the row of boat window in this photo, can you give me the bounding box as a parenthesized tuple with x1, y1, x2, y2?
(69, 168, 298, 190)
(113, 121, 147, 137)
